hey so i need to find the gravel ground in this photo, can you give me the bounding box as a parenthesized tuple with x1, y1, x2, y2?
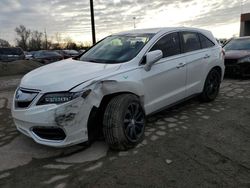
(0, 75, 21, 91)
(0, 77, 249, 188)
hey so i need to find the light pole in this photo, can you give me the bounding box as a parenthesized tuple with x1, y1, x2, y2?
(90, 0, 96, 45)
(44, 28, 48, 50)
(133, 17, 136, 29)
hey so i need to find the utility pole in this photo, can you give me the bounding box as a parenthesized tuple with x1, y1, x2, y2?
(90, 0, 96, 45)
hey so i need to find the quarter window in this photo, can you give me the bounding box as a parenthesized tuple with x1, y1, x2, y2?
(181, 32, 201, 53)
(150, 32, 181, 58)
(199, 33, 215, 49)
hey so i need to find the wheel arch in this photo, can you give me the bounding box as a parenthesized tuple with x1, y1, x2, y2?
(203, 66, 222, 85)
(87, 91, 143, 142)
(212, 66, 222, 80)
(200, 65, 222, 102)
(202, 66, 223, 89)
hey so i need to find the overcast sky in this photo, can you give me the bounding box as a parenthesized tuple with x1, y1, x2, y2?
(0, 0, 250, 45)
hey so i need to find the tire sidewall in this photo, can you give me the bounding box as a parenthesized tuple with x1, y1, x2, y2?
(202, 69, 221, 101)
(103, 94, 146, 150)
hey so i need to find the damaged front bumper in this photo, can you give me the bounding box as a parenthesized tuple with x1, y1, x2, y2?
(11, 94, 93, 147)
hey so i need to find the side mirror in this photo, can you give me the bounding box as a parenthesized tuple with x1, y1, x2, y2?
(144, 50, 163, 71)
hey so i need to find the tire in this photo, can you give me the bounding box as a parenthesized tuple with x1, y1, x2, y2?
(103, 94, 145, 151)
(200, 69, 221, 102)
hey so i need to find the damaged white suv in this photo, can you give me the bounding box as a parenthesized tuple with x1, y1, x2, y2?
(12, 27, 224, 150)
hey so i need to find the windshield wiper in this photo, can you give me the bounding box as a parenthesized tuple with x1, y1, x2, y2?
(81, 59, 99, 63)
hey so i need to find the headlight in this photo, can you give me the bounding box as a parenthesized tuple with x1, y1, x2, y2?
(238, 56, 250, 63)
(37, 89, 91, 105)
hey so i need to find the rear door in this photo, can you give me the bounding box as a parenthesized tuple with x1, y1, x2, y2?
(142, 32, 187, 114)
(180, 31, 212, 96)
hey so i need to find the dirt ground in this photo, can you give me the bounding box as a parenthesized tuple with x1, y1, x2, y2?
(0, 60, 42, 77)
(0, 77, 249, 188)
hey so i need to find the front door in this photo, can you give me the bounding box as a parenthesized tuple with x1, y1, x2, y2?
(142, 32, 187, 114)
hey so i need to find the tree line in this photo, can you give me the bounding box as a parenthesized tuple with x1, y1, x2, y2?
(0, 25, 91, 51)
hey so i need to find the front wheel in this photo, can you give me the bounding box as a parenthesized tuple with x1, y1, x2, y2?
(103, 94, 145, 151)
(200, 69, 221, 102)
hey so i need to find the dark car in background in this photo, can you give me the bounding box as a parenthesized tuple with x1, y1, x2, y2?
(224, 37, 250, 77)
(24, 51, 34, 60)
(33, 50, 63, 64)
(55, 49, 79, 59)
(0, 47, 25, 62)
(78, 49, 86, 55)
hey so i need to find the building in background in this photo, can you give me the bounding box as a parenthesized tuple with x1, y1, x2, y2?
(240, 13, 250, 36)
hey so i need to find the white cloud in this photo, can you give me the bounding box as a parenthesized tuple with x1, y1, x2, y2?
(0, 0, 249, 45)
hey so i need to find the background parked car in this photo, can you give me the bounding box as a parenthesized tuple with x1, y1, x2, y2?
(55, 49, 79, 59)
(33, 50, 63, 64)
(78, 49, 86, 55)
(24, 51, 34, 60)
(223, 37, 250, 77)
(0, 47, 25, 62)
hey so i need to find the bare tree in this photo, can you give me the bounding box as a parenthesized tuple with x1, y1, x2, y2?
(50, 32, 63, 49)
(78, 42, 91, 50)
(63, 36, 77, 49)
(55, 32, 62, 44)
(0, 39, 10, 47)
(15, 25, 31, 50)
(29, 30, 43, 51)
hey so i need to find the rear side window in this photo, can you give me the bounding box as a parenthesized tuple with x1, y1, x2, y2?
(181, 32, 201, 53)
(199, 34, 215, 49)
(150, 32, 181, 58)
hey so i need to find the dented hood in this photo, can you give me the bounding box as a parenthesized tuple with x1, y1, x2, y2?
(20, 59, 121, 92)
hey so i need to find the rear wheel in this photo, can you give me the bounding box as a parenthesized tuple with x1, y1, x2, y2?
(200, 69, 221, 102)
(103, 94, 145, 150)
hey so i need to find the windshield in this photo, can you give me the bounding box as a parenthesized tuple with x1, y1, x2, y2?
(224, 38, 250, 51)
(80, 34, 153, 64)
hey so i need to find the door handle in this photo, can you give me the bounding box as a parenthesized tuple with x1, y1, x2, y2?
(204, 54, 210, 59)
(176, 63, 186, 69)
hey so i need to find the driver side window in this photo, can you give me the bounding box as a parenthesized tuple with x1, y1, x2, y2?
(150, 32, 181, 58)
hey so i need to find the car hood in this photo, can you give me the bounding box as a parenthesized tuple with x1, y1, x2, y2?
(20, 59, 121, 92)
(225, 50, 250, 59)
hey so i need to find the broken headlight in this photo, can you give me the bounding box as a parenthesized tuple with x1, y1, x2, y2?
(37, 90, 91, 105)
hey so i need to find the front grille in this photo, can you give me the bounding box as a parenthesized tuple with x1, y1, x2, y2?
(15, 88, 39, 108)
(225, 59, 238, 65)
(32, 127, 66, 141)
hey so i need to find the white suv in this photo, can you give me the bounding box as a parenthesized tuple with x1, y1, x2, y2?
(11, 27, 225, 150)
